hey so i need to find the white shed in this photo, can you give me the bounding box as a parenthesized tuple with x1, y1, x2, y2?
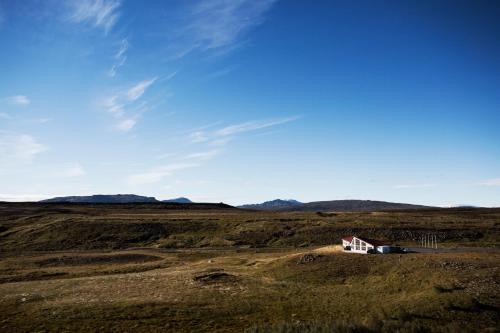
(341, 236, 390, 254)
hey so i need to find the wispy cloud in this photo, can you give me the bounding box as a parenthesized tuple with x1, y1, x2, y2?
(115, 37, 128, 58)
(188, 116, 299, 145)
(155, 152, 175, 160)
(127, 163, 197, 185)
(103, 96, 124, 117)
(68, 0, 122, 34)
(5, 95, 30, 106)
(173, 0, 277, 57)
(214, 116, 299, 137)
(127, 115, 296, 187)
(63, 163, 86, 177)
(0, 112, 11, 120)
(185, 150, 220, 160)
(103, 77, 158, 131)
(208, 137, 232, 146)
(393, 184, 437, 189)
(478, 178, 500, 186)
(203, 66, 237, 81)
(188, 130, 209, 143)
(108, 38, 128, 77)
(115, 117, 137, 131)
(35, 117, 51, 124)
(0, 193, 55, 202)
(126, 77, 157, 101)
(0, 132, 48, 165)
(127, 148, 220, 185)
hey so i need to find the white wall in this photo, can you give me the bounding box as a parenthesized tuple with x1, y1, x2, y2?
(343, 237, 374, 254)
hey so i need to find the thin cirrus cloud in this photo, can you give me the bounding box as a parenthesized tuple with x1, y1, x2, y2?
(0, 194, 58, 202)
(189, 115, 300, 144)
(185, 150, 220, 161)
(67, 0, 122, 34)
(108, 38, 128, 77)
(173, 0, 278, 57)
(5, 95, 30, 106)
(393, 184, 437, 189)
(63, 163, 86, 177)
(115, 38, 129, 59)
(115, 118, 137, 131)
(214, 116, 300, 137)
(127, 149, 222, 186)
(0, 112, 11, 119)
(126, 77, 157, 101)
(126, 115, 298, 186)
(103, 77, 157, 131)
(0, 132, 48, 164)
(478, 178, 500, 186)
(188, 131, 208, 143)
(127, 162, 198, 185)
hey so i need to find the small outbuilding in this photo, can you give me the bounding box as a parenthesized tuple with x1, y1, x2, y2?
(342, 235, 390, 254)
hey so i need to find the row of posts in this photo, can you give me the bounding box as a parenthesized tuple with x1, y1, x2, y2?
(421, 234, 438, 249)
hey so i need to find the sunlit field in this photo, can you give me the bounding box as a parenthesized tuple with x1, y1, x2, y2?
(1, 203, 498, 332)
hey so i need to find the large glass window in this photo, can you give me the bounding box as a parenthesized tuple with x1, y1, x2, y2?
(355, 239, 360, 250)
(361, 242, 366, 251)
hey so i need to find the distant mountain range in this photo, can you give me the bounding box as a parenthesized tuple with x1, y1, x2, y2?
(39, 195, 431, 212)
(161, 197, 192, 203)
(238, 199, 432, 212)
(40, 195, 193, 204)
(238, 199, 302, 210)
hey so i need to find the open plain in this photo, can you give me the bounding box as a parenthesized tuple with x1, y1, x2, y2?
(0, 203, 499, 332)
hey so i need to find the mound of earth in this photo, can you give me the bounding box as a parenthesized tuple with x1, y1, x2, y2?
(297, 253, 323, 264)
(193, 269, 238, 284)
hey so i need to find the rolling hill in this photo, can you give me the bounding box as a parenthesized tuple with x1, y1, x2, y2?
(40, 194, 158, 203)
(162, 197, 192, 203)
(40, 195, 195, 204)
(239, 199, 432, 212)
(238, 199, 302, 210)
(40, 195, 431, 212)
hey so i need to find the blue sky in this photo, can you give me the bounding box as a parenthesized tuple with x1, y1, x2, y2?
(0, 0, 499, 206)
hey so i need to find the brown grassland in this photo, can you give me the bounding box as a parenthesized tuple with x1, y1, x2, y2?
(0, 203, 499, 332)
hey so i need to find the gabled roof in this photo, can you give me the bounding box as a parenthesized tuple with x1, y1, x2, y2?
(342, 236, 353, 242)
(356, 236, 389, 247)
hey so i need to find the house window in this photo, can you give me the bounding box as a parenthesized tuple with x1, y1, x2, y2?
(355, 239, 360, 250)
(361, 242, 366, 251)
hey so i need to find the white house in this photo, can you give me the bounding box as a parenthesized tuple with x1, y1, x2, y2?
(342, 235, 391, 254)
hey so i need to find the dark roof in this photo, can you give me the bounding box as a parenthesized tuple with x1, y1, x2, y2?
(356, 236, 389, 247)
(342, 236, 353, 242)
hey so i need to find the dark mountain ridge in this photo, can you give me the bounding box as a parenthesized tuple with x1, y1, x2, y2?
(40, 194, 194, 204)
(40, 194, 158, 203)
(162, 197, 192, 203)
(39, 195, 431, 212)
(239, 199, 432, 212)
(239, 199, 302, 210)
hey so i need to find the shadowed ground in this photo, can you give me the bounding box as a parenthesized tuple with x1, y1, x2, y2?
(0, 203, 499, 332)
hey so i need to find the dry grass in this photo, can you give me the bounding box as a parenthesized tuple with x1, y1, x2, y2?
(0, 203, 499, 332)
(1, 203, 499, 252)
(0, 247, 499, 332)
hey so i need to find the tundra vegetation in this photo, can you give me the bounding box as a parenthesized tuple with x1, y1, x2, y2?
(0, 203, 499, 332)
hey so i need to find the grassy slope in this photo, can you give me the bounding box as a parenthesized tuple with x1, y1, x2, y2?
(0, 248, 498, 332)
(1, 204, 499, 251)
(0, 203, 499, 332)
(276, 199, 432, 212)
